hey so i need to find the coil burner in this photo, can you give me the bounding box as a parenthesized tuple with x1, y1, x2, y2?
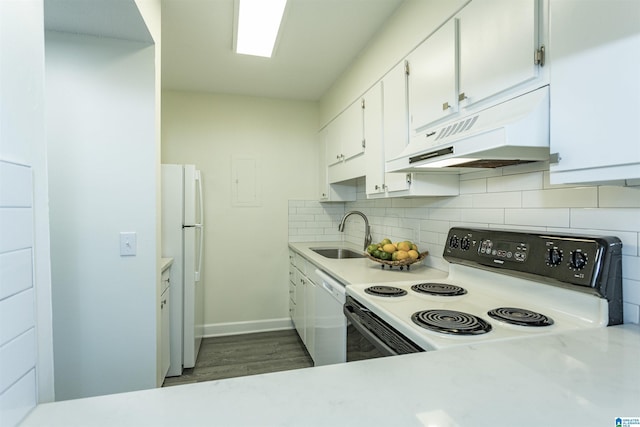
(411, 283, 467, 297)
(487, 307, 554, 327)
(364, 286, 408, 297)
(411, 309, 492, 335)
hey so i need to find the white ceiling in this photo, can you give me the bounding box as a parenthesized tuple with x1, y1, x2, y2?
(44, 0, 154, 43)
(161, 0, 405, 100)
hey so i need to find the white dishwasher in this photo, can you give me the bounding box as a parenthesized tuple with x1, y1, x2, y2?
(314, 269, 347, 366)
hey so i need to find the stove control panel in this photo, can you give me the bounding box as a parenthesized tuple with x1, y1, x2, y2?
(477, 238, 528, 262)
(443, 227, 622, 296)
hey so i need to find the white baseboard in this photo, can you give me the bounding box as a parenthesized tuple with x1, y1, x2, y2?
(203, 318, 294, 338)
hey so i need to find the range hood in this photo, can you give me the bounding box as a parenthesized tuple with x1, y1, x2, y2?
(387, 86, 550, 173)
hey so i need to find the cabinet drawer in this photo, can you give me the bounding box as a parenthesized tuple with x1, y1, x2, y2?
(293, 252, 307, 275)
(289, 279, 296, 303)
(161, 267, 171, 294)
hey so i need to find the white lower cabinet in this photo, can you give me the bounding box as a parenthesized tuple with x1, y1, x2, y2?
(288, 250, 318, 363)
(159, 264, 171, 383)
(302, 276, 316, 361)
(293, 270, 305, 341)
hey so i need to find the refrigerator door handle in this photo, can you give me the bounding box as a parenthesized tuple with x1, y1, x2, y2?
(195, 224, 203, 282)
(195, 170, 203, 227)
(194, 170, 204, 282)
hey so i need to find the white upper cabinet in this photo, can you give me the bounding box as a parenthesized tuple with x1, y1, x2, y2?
(323, 98, 367, 185)
(548, 0, 640, 184)
(326, 100, 365, 166)
(318, 127, 331, 198)
(408, 19, 458, 133)
(364, 83, 385, 196)
(369, 61, 459, 198)
(340, 101, 366, 161)
(381, 61, 412, 194)
(458, 0, 541, 108)
(318, 127, 356, 201)
(407, 0, 543, 134)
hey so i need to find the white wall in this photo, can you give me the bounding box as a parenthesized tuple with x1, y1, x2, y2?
(0, 1, 54, 425)
(45, 31, 158, 400)
(162, 91, 318, 335)
(135, 0, 165, 387)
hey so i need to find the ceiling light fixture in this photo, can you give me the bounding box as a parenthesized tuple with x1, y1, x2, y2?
(234, 0, 288, 58)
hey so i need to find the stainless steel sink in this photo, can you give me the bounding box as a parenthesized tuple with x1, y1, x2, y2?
(310, 248, 364, 259)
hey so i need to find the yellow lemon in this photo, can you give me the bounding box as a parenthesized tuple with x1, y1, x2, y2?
(382, 243, 396, 254)
(396, 250, 409, 260)
(408, 249, 419, 260)
(397, 241, 411, 252)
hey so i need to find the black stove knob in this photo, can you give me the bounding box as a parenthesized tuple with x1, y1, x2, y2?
(448, 235, 459, 249)
(569, 250, 588, 270)
(546, 247, 563, 266)
(460, 236, 471, 251)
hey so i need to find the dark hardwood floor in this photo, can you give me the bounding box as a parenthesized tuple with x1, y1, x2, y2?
(162, 329, 313, 387)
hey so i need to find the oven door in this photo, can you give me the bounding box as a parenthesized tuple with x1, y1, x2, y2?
(343, 296, 424, 362)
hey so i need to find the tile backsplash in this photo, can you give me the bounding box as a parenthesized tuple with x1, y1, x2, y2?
(289, 163, 640, 324)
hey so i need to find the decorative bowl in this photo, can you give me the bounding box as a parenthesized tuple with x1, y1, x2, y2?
(365, 251, 429, 270)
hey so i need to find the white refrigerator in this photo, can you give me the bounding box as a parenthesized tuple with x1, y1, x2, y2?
(162, 164, 204, 376)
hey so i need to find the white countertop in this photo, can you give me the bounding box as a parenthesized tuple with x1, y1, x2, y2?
(288, 241, 448, 285)
(160, 257, 173, 272)
(22, 324, 640, 427)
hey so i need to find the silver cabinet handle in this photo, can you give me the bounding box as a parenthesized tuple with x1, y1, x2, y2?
(458, 92, 467, 102)
(442, 101, 451, 110)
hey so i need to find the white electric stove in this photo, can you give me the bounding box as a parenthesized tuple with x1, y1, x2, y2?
(344, 227, 623, 358)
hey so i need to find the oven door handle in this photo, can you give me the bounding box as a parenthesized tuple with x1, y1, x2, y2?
(343, 305, 398, 357)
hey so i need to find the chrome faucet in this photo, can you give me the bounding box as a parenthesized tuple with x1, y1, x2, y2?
(338, 210, 372, 251)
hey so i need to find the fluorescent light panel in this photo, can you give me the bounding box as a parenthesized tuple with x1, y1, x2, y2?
(236, 0, 287, 58)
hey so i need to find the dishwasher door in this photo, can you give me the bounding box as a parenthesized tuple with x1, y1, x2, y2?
(314, 269, 347, 366)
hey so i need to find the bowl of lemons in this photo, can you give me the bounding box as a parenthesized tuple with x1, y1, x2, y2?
(365, 239, 428, 270)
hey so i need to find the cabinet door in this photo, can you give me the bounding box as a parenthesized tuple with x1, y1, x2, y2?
(549, 0, 640, 183)
(304, 278, 316, 363)
(364, 83, 384, 195)
(292, 269, 305, 341)
(160, 287, 170, 379)
(408, 19, 458, 132)
(325, 120, 342, 167)
(382, 61, 411, 193)
(458, 0, 539, 106)
(340, 100, 365, 161)
(318, 127, 330, 199)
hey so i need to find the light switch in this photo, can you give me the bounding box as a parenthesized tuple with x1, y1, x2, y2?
(120, 232, 137, 256)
